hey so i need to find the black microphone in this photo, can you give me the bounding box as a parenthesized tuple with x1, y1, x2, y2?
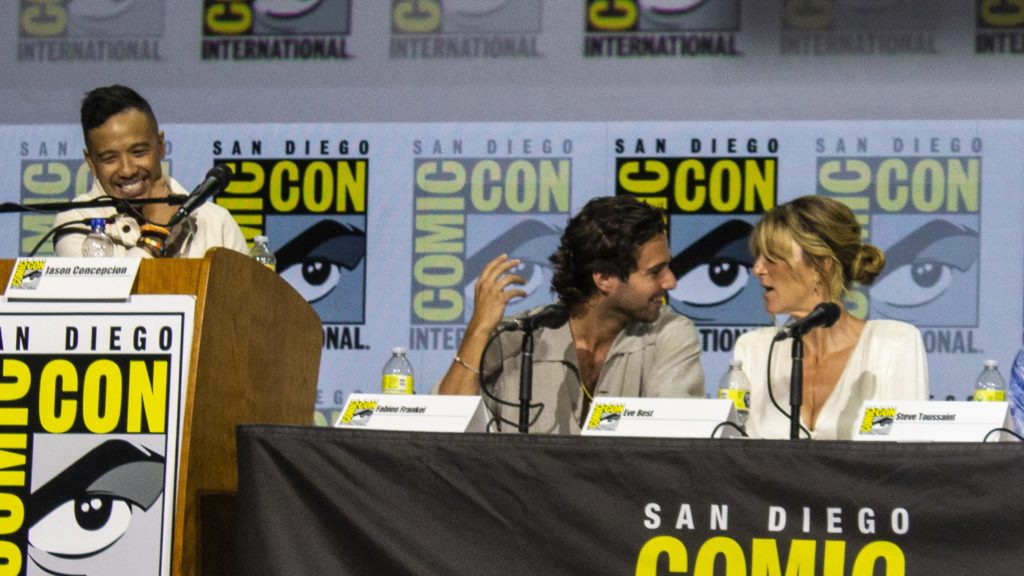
(167, 165, 233, 227)
(773, 302, 841, 341)
(498, 303, 570, 333)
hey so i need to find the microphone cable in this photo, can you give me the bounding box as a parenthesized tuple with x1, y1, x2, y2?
(983, 427, 1024, 442)
(29, 217, 111, 257)
(476, 328, 546, 432)
(710, 421, 748, 438)
(119, 200, 174, 228)
(764, 337, 811, 439)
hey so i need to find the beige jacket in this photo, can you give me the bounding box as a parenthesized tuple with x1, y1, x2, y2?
(482, 305, 704, 434)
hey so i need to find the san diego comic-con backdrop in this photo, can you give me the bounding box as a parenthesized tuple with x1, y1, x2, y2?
(2, 2, 1024, 425)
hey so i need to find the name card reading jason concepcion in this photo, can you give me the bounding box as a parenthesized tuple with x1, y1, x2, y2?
(5, 257, 139, 301)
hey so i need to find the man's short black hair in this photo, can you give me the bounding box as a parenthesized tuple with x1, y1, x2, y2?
(549, 195, 666, 311)
(80, 85, 158, 144)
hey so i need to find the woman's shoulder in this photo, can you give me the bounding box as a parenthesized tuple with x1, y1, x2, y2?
(735, 326, 778, 349)
(862, 319, 922, 340)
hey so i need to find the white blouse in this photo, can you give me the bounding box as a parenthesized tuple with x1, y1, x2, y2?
(734, 320, 929, 440)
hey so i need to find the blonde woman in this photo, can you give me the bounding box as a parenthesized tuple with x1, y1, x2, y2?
(734, 195, 928, 440)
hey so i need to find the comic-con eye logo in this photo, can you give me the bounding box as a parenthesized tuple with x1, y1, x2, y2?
(18, 0, 165, 61)
(392, 0, 541, 34)
(202, 0, 352, 60)
(10, 260, 46, 290)
(976, 0, 1024, 54)
(859, 406, 896, 435)
(817, 156, 980, 327)
(584, 0, 741, 58)
(275, 218, 367, 323)
(390, 0, 542, 59)
(336, 400, 378, 426)
(215, 158, 368, 324)
(781, 0, 940, 56)
(587, 403, 626, 431)
(668, 218, 768, 325)
(587, 1, 739, 31)
(978, 0, 1024, 28)
(20, 0, 164, 37)
(462, 219, 562, 322)
(783, 0, 937, 30)
(870, 219, 979, 326)
(29, 438, 167, 575)
(781, 0, 835, 30)
(410, 157, 571, 332)
(204, 0, 350, 34)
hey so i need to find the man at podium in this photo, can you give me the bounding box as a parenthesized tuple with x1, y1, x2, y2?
(53, 85, 247, 258)
(438, 195, 705, 434)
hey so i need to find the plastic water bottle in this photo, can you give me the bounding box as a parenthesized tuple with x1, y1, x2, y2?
(973, 359, 1006, 402)
(718, 359, 751, 427)
(381, 347, 414, 395)
(1008, 348, 1024, 435)
(81, 218, 114, 257)
(251, 235, 276, 271)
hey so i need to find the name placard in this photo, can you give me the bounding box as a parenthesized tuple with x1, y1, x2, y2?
(581, 397, 741, 438)
(334, 393, 489, 433)
(4, 257, 139, 301)
(854, 401, 1011, 442)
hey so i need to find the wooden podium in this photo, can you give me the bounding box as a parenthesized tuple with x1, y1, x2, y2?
(0, 249, 322, 575)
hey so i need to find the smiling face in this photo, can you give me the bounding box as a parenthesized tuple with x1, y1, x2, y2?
(84, 108, 165, 201)
(604, 235, 676, 324)
(751, 238, 823, 318)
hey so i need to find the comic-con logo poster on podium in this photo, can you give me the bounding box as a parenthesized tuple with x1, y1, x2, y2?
(0, 296, 192, 576)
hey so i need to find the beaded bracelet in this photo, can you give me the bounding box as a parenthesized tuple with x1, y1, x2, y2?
(138, 235, 166, 258)
(138, 224, 171, 258)
(453, 355, 481, 375)
(140, 224, 171, 238)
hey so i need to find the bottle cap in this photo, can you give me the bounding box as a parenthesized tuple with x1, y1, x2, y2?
(391, 346, 407, 354)
(90, 218, 106, 229)
(729, 359, 743, 369)
(984, 359, 998, 368)
(255, 235, 269, 243)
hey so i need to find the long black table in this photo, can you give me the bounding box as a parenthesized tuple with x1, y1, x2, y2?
(235, 425, 1024, 575)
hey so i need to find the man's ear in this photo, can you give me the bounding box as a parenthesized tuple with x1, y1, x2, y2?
(592, 271, 615, 295)
(83, 147, 95, 174)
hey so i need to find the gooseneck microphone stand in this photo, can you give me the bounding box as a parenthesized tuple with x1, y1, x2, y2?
(518, 318, 537, 434)
(0, 195, 186, 215)
(2, 196, 192, 255)
(789, 335, 804, 440)
(499, 304, 568, 434)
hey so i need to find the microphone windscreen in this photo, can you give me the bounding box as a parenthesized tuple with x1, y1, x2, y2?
(819, 302, 841, 327)
(207, 164, 233, 186)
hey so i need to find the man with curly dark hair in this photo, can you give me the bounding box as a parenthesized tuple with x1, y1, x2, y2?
(437, 195, 704, 433)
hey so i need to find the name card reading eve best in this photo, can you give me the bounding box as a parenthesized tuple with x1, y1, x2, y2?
(334, 393, 489, 433)
(581, 397, 740, 438)
(854, 400, 1011, 442)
